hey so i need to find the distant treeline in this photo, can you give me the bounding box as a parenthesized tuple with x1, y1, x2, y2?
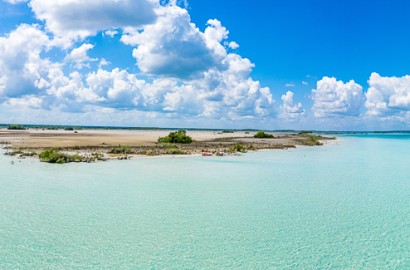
(1, 123, 410, 134)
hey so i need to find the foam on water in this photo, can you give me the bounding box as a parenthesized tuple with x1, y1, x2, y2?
(1, 135, 410, 268)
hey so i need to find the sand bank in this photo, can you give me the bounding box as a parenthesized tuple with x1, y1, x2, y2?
(0, 128, 335, 162)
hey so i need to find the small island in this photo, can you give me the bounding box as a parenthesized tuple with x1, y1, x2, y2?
(0, 127, 335, 164)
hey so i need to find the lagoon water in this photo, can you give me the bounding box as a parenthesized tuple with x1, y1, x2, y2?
(1, 135, 410, 268)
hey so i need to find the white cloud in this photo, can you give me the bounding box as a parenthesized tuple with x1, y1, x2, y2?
(98, 58, 110, 69)
(43, 70, 90, 101)
(365, 72, 410, 117)
(64, 43, 97, 69)
(0, 2, 275, 123)
(104, 30, 118, 38)
(285, 83, 295, 87)
(123, 6, 221, 79)
(204, 19, 229, 58)
(86, 68, 145, 107)
(162, 0, 189, 8)
(118, 5, 273, 119)
(5, 95, 43, 108)
(4, 0, 28, 3)
(0, 74, 6, 94)
(312, 76, 364, 118)
(302, 81, 308, 86)
(0, 24, 51, 97)
(28, 0, 157, 43)
(280, 91, 304, 121)
(227, 41, 239, 50)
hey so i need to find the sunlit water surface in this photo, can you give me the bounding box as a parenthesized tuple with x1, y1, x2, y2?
(1, 135, 410, 268)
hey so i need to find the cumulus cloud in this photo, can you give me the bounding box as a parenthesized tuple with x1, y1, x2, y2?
(122, 6, 222, 79)
(64, 43, 97, 69)
(29, 63, 275, 119)
(280, 91, 304, 121)
(227, 41, 239, 50)
(0, 2, 275, 124)
(365, 72, 410, 117)
(86, 68, 145, 108)
(118, 5, 274, 119)
(5, 95, 43, 108)
(104, 30, 118, 38)
(312, 76, 364, 118)
(0, 24, 50, 97)
(28, 0, 157, 42)
(98, 58, 110, 69)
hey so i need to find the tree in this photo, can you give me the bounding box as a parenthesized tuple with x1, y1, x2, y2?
(254, 131, 274, 138)
(158, 130, 193, 144)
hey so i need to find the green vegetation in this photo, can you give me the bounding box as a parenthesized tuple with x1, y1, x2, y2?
(19, 151, 37, 157)
(39, 149, 79, 164)
(222, 130, 235, 133)
(158, 130, 193, 144)
(46, 126, 60, 130)
(109, 145, 134, 154)
(5, 149, 24, 156)
(38, 149, 105, 164)
(296, 135, 323, 146)
(247, 144, 256, 151)
(165, 148, 189, 155)
(64, 127, 80, 131)
(231, 143, 247, 153)
(254, 131, 274, 138)
(7, 124, 26, 130)
(91, 153, 106, 160)
(4, 149, 36, 157)
(143, 149, 158, 156)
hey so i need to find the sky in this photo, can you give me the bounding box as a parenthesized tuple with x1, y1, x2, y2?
(1, 0, 410, 130)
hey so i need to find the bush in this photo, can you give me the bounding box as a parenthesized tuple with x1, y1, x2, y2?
(158, 130, 193, 144)
(39, 149, 98, 163)
(231, 143, 247, 153)
(109, 145, 134, 154)
(254, 131, 274, 138)
(91, 152, 106, 161)
(39, 149, 71, 164)
(296, 135, 323, 146)
(46, 126, 59, 130)
(7, 124, 26, 130)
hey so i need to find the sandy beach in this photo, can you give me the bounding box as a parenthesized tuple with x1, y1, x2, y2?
(0, 128, 335, 162)
(0, 129, 305, 148)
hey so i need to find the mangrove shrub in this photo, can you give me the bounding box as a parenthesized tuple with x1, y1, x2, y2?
(254, 131, 274, 138)
(158, 130, 193, 144)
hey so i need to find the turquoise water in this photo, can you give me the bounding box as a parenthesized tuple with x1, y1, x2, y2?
(1, 136, 410, 268)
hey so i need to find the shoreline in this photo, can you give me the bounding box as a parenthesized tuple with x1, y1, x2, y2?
(0, 128, 336, 163)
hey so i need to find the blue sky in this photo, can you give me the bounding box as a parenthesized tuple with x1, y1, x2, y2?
(1, 0, 410, 130)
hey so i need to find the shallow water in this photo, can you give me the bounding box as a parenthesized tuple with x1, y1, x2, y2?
(1, 136, 410, 268)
